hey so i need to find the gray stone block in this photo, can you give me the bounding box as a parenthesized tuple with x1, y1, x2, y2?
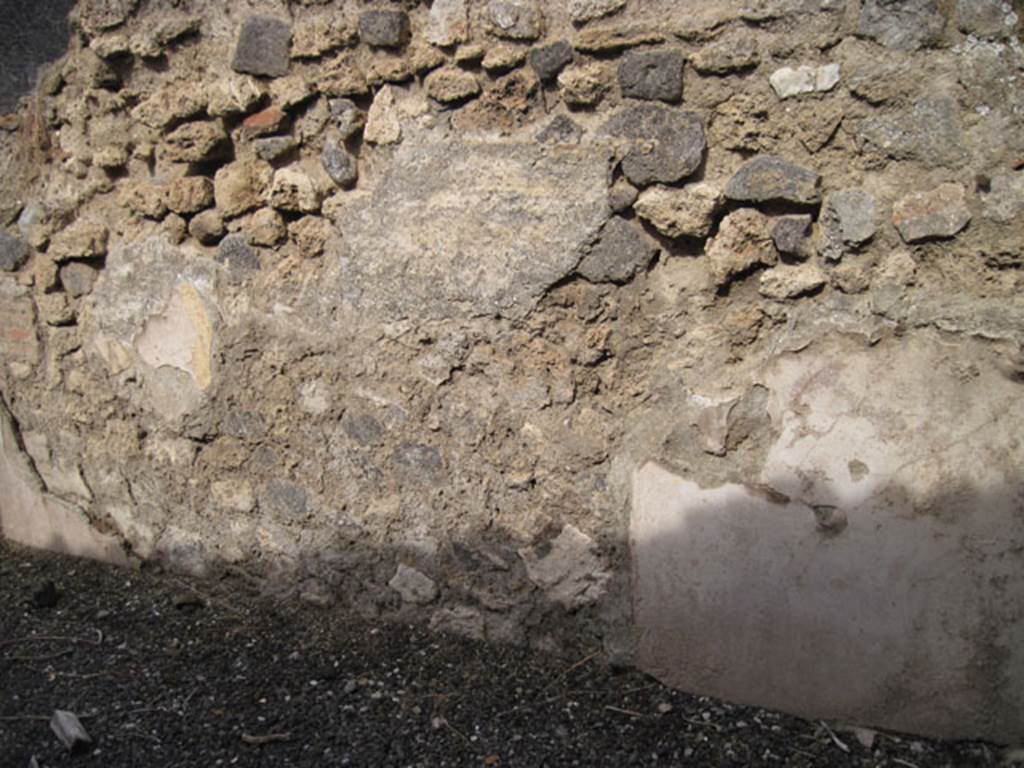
(618, 49, 683, 103)
(232, 16, 291, 78)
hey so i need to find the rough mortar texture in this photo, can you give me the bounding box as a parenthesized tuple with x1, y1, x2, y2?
(0, 0, 1023, 745)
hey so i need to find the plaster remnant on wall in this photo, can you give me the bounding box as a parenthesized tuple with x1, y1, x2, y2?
(325, 140, 610, 321)
(633, 332, 1024, 742)
(136, 282, 214, 391)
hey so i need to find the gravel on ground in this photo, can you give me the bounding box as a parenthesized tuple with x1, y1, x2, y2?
(0, 539, 1009, 767)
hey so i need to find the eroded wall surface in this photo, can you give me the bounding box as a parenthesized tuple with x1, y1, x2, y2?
(0, 0, 1023, 741)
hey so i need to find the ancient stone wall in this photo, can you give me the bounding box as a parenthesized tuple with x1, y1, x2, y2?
(1, 0, 1023, 742)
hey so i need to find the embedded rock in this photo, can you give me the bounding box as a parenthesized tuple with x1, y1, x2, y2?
(982, 172, 1024, 224)
(482, 45, 526, 72)
(164, 177, 214, 215)
(558, 62, 609, 107)
(248, 208, 286, 247)
(706, 208, 776, 285)
(578, 216, 658, 283)
(76, 0, 138, 35)
(269, 166, 323, 213)
(769, 64, 840, 99)
(608, 179, 638, 212)
(771, 214, 813, 258)
(253, 136, 298, 162)
(857, 97, 968, 169)
(358, 10, 410, 48)
(528, 41, 574, 81)
(425, 67, 481, 103)
(957, 0, 1019, 38)
(535, 115, 582, 145)
(617, 49, 683, 103)
(724, 155, 821, 206)
(569, 0, 627, 24)
(214, 159, 273, 219)
(206, 75, 263, 117)
(426, 0, 470, 46)
(389, 564, 439, 605)
(241, 107, 289, 139)
(49, 220, 108, 262)
(634, 182, 723, 239)
(819, 188, 878, 260)
(291, 13, 355, 58)
(0, 231, 31, 272)
(232, 16, 292, 78)
(690, 34, 760, 74)
(600, 104, 705, 187)
(59, 262, 99, 298)
(518, 524, 611, 610)
(321, 138, 358, 188)
(893, 183, 971, 243)
(857, 0, 945, 51)
(217, 235, 260, 278)
(260, 479, 309, 521)
(131, 83, 204, 129)
(574, 24, 665, 53)
(759, 261, 826, 299)
(159, 121, 228, 164)
(329, 98, 366, 139)
(364, 86, 402, 145)
(188, 210, 225, 244)
(486, 0, 544, 40)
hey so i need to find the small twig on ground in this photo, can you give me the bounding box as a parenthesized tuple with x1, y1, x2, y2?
(1, 629, 102, 648)
(0, 712, 97, 722)
(241, 731, 292, 745)
(444, 720, 472, 744)
(544, 649, 601, 690)
(5, 649, 75, 662)
(681, 716, 722, 732)
(619, 684, 658, 696)
(819, 720, 851, 753)
(604, 705, 647, 719)
(122, 727, 161, 744)
(892, 759, 921, 768)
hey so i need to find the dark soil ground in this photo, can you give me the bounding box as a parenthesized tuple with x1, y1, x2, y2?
(0, 539, 1011, 767)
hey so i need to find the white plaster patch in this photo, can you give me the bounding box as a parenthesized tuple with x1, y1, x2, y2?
(632, 332, 1024, 742)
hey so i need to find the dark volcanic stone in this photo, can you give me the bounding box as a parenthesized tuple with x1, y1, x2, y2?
(528, 40, 573, 81)
(329, 98, 365, 139)
(217, 235, 260, 277)
(0, 231, 31, 271)
(857, 97, 968, 169)
(577, 216, 658, 284)
(725, 155, 822, 206)
(391, 443, 444, 484)
(231, 15, 291, 78)
(858, 0, 945, 51)
(536, 115, 582, 145)
(600, 104, 705, 187)
(617, 49, 684, 103)
(321, 138, 358, 188)
(59, 262, 99, 298)
(261, 479, 309, 521)
(771, 215, 812, 258)
(358, 10, 411, 48)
